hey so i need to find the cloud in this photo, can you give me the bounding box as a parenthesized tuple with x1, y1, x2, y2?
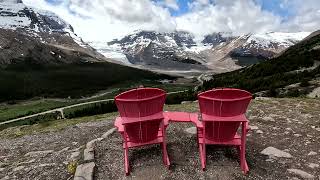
(164, 0, 179, 10)
(23, 0, 320, 42)
(177, 0, 282, 40)
(24, 0, 176, 42)
(278, 0, 320, 32)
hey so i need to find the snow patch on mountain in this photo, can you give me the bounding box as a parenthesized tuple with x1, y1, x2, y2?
(245, 32, 311, 49)
(0, 2, 31, 29)
(89, 41, 130, 65)
(184, 44, 211, 54)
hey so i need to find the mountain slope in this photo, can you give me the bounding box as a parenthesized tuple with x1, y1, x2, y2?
(107, 31, 208, 72)
(200, 30, 320, 97)
(102, 31, 310, 74)
(0, 1, 172, 102)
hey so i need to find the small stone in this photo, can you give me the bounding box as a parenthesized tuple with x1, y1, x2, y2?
(315, 128, 320, 131)
(17, 159, 35, 166)
(84, 148, 94, 161)
(74, 162, 95, 180)
(290, 177, 300, 180)
(261, 147, 292, 158)
(250, 125, 259, 130)
(70, 151, 80, 160)
(307, 151, 317, 156)
(286, 128, 292, 131)
(287, 169, 314, 179)
(181, 101, 192, 104)
(262, 116, 275, 121)
(13, 166, 24, 172)
(38, 163, 56, 167)
(101, 128, 116, 139)
(294, 134, 302, 137)
(265, 159, 274, 162)
(72, 142, 78, 146)
(24, 150, 54, 157)
(70, 147, 82, 152)
(0, 162, 9, 168)
(0, 168, 5, 172)
(58, 147, 70, 153)
(86, 138, 103, 149)
(256, 130, 263, 134)
(185, 127, 197, 135)
(308, 163, 319, 169)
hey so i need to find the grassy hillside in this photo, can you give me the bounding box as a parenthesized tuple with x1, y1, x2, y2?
(0, 58, 172, 102)
(201, 32, 320, 96)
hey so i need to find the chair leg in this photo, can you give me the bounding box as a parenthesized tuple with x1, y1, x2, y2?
(240, 122, 249, 174)
(199, 143, 206, 170)
(161, 142, 170, 167)
(124, 147, 130, 176)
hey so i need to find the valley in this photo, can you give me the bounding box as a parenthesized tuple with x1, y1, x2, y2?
(0, 0, 320, 128)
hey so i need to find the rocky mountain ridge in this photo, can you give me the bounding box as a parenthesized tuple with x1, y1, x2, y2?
(100, 30, 310, 73)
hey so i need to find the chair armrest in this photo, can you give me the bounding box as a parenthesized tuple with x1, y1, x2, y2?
(114, 116, 124, 132)
(190, 113, 203, 129)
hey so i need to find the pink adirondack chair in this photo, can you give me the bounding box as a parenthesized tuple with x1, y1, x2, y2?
(114, 88, 170, 175)
(191, 88, 252, 174)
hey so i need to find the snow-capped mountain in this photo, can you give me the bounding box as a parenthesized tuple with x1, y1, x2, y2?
(101, 30, 310, 73)
(0, 0, 106, 65)
(230, 32, 311, 61)
(107, 31, 207, 71)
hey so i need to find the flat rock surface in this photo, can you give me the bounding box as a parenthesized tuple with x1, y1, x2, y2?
(1, 98, 320, 179)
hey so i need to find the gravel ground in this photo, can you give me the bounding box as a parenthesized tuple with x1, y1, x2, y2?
(1, 98, 320, 180)
(95, 98, 320, 180)
(0, 120, 114, 180)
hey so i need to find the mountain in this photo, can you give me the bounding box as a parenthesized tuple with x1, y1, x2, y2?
(102, 31, 310, 74)
(107, 31, 208, 73)
(0, 1, 171, 102)
(200, 29, 320, 97)
(0, 0, 108, 65)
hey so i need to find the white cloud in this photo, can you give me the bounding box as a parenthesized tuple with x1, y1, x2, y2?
(24, 0, 176, 42)
(23, 0, 320, 42)
(177, 0, 282, 40)
(278, 0, 320, 32)
(164, 0, 179, 10)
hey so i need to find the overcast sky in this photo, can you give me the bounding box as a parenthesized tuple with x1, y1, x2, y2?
(23, 0, 320, 42)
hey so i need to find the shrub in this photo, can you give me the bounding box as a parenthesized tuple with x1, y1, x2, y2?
(300, 79, 311, 87)
(64, 101, 117, 119)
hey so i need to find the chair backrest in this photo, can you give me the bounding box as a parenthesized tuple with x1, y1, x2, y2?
(115, 88, 166, 143)
(198, 88, 252, 117)
(198, 88, 252, 141)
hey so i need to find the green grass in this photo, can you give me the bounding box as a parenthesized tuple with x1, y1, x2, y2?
(0, 99, 69, 122)
(0, 102, 201, 138)
(0, 83, 193, 122)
